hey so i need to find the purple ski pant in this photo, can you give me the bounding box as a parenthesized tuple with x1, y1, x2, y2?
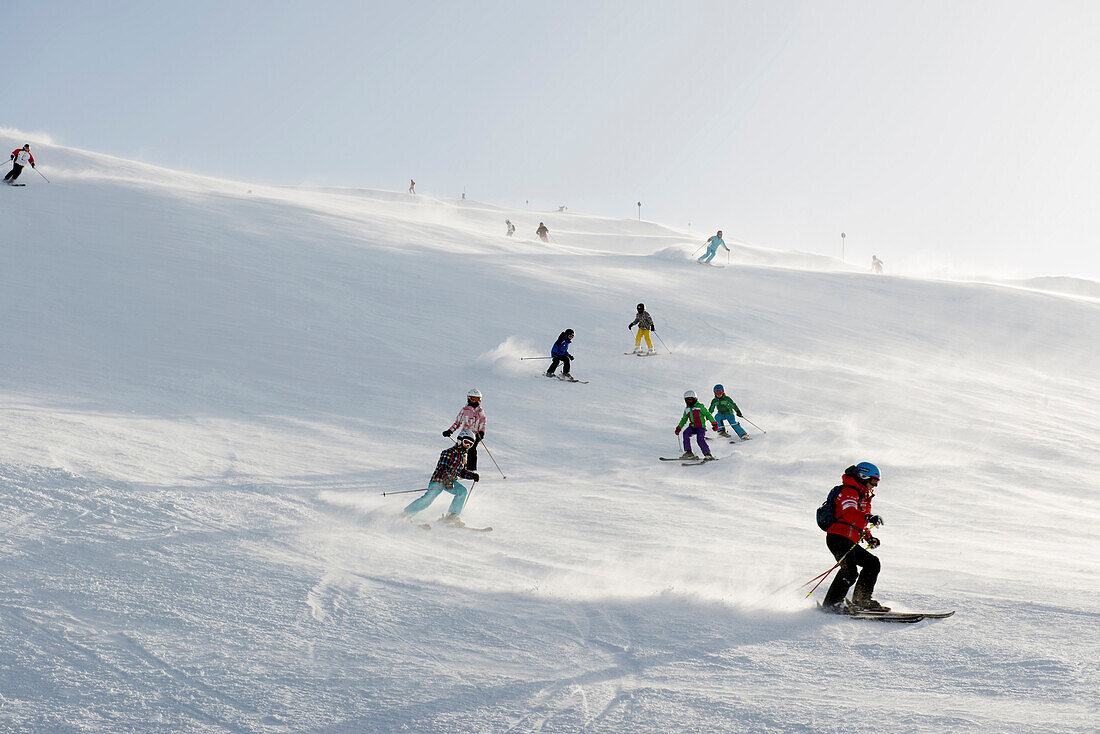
(682, 426, 710, 454)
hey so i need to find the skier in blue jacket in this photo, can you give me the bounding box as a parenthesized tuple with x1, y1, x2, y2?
(698, 230, 730, 264)
(546, 329, 574, 377)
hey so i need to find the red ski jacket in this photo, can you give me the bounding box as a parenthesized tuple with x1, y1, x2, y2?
(827, 474, 873, 543)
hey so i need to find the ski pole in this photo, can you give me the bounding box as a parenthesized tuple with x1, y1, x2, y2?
(652, 330, 673, 355)
(464, 480, 479, 506)
(381, 487, 430, 497)
(741, 416, 766, 434)
(480, 440, 506, 479)
(34, 167, 50, 183)
(800, 531, 867, 597)
(692, 242, 708, 256)
(519, 356, 552, 361)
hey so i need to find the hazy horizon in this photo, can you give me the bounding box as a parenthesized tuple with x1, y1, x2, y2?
(4, 0, 1098, 280)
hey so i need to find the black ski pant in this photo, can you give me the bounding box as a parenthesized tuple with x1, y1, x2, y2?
(546, 355, 571, 376)
(823, 532, 880, 607)
(466, 443, 478, 471)
(4, 164, 23, 182)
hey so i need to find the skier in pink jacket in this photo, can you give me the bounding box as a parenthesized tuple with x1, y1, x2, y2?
(442, 389, 486, 470)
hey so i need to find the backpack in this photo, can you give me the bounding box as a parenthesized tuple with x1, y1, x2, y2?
(816, 485, 845, 531)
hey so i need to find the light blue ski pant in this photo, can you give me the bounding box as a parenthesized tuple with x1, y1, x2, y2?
(698, 246, 719, 263)
(404, 481, 468, 517)
(714, 413, 747, 437)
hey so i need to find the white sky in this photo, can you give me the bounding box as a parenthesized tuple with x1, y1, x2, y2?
(4, 1, 1099, 279)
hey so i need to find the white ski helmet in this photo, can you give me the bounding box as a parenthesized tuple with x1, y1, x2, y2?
(466, 388, 482, 399)
(683, 390, 697, 399)
(456, 428, 477, 444)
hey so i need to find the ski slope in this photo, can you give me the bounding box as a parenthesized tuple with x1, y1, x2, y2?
(1, 132, 1098, 733)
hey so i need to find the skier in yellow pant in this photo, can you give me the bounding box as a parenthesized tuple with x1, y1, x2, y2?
(628, 303, 656, 355)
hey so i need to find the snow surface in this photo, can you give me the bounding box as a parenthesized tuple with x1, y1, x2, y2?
(1, 132, 1098, 732)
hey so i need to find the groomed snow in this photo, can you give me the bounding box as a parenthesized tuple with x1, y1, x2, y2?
(1, 132, 1098, 732)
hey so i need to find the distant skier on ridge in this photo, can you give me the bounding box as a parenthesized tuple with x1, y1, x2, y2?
(628, 303, 657, 355)
(871, 255, 885, 274)
(409, 179, 416, 194)
(5, 144, 35, 184)
(536, 222, 550, 243)
(506, 219, 515, 237)
(698, 230, 729, 264)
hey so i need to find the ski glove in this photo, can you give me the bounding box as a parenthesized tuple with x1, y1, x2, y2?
(567, 354, 574, 360)
(710, 423, 719, 431)
(467, 472, 480, 482)
(736, 411, 743, 417)
(865, 535, 881, 549)
(674, 427, 682, 435)
(442, 429, 453, 437)
(866, 514, 884, 527)
(476, 430, 485, 439)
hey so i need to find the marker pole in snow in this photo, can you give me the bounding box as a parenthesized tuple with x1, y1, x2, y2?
(481, 441, 506, 479)
(652, 331, 672, 354)
(739, 415, 765, 433)
(381, 488, 431, 497)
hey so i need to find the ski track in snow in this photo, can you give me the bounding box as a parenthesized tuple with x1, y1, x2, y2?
(0, 133, 1098, 732)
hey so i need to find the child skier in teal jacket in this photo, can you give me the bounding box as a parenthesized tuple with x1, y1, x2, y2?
(709, 384, 750, 440)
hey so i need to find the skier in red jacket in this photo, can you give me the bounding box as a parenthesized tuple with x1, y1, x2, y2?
(822, 462, 887, 613)
(5, 144, 35, 184)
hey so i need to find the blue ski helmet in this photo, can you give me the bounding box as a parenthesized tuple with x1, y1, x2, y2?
(854, 462, 881, 482)
(713, 384, 724, 392)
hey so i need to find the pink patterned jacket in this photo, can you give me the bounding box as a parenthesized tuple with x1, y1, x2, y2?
(448, 404, 486, 434)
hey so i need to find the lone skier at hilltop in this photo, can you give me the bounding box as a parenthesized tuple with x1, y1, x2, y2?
(871, 255, 885, 274)
(698, 230, 730, 264)
(5, 144, 35, 184)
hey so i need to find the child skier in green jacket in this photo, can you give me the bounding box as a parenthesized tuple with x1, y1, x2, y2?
(709, 384, 750, 440)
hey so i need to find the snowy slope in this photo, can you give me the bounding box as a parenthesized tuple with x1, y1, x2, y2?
(1, 132, 1098, 733)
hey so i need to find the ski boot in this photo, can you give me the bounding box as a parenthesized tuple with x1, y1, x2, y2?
(678, 451, 698, 460)
(739, 433, 752, 441)
(717, 429, 732, 438)
(441, 512, 466, 527)
(702, 453, 717, 461)
(646, 348, 657, 355)
(850, 591, 890, 613)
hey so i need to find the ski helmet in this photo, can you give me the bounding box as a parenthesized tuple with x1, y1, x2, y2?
(713, 384, 724, 393)
(540, 221, 545, 226)
(854, 462, 881, 483)
(456, 428, 476, 444)
(466, 388, 482, 399)
(565, 328, 574, 337)
(637, 303, 645, 311)
(23, 144, 30, 150)
(683, 390, 697, 400)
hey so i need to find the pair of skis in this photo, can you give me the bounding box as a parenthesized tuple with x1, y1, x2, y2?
(839, 609, 955, 624)
(413, 519, 493, 533)
(659, 455, 719, 466)
(544, 374, 588, 384)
